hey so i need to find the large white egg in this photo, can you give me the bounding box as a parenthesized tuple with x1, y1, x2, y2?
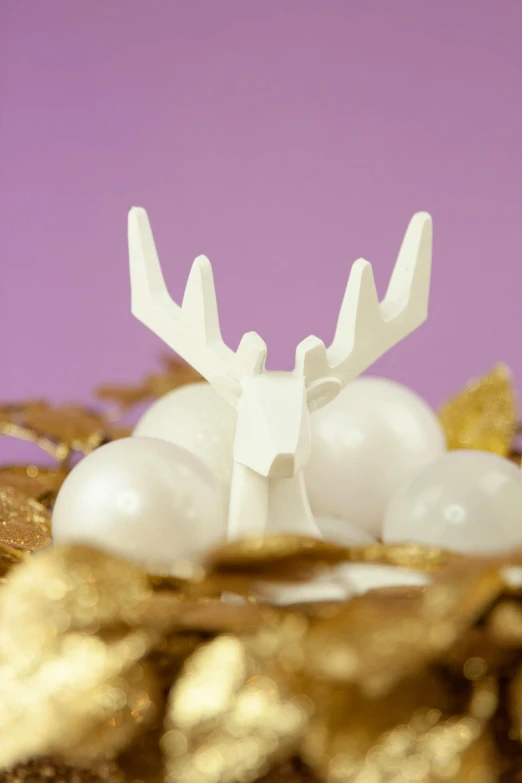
(134, 382, 236, 490)
(52, 437, 228, 570)
(383, 450, 522, 554)
(305, 377, 446, 537)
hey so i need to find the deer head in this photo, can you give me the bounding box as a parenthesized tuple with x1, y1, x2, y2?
(128, 208, 432, 480)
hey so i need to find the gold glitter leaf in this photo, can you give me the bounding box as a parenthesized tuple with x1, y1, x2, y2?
(134, 593, 276, 636)
(0, 465, 68, 506)
(304, 673, 449, 780)
(104, 425, 133, 440)
(438, 364, 517, 455)
(205, 537, 460, 593)
(336, 542, 461, 572)
(23, 403, 107, 454)
(206, 535, 359, 580)
(96, 358, 203, 412)
(509, 666, 522, 743)
(0, 543, 26, 579)
(305, 559, 505, 698)
(254, 761, 320, 783)
(96, 383, 151, 408)
(0, 758, 125, 783)
(306, 684, 496, 783)
(0, 402, 66, 460)
(0, 402, 42, 423)
(61, 663, 161, 767)
(144, 367, 203, 399)
(0, 487, 51, 551)
(0, 401, 115, 463)
(165, 634, 310, 783)
(0, 544, 153, 640)
(487, 600, 522, 647)
(116, 727, 165, 783)
(0, 545, 159, 768)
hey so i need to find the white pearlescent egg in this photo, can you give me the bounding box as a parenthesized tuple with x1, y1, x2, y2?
(314, 516, 375, 546)
(305, 377, 446, 537)
(134, 382, 236, 490)
(52, 436, 227, 570)
(383, 450, 522, 554)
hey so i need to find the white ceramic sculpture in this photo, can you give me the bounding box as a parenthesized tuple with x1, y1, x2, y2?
(129, 207, 432, 542)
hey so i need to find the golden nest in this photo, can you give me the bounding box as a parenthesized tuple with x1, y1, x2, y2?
(0, 360, 521, 783)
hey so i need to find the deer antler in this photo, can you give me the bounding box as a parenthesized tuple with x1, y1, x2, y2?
(128, 207, 267, 404)
(295, 212, 432, 404)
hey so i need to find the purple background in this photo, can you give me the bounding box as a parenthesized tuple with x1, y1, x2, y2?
(1, 1, 521, 409)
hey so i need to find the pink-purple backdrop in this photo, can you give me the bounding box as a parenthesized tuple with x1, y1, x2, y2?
(1, 1, 521, 409)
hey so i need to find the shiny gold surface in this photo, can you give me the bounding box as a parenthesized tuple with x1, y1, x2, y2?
(0, 362, 521, 781)
(439, 364, 518, 456)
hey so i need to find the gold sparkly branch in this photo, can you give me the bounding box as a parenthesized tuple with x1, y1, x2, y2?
(439, 364, 518, 456)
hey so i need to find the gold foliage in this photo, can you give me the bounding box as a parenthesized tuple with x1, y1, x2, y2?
(0, 359, 202, 556)
(0, 486, 51, 551)
(1, 537, 522, 781)
(0, 465, 67, 507)
(96, 356, 203, 413)
(0, 545, 159, 769)
(206, 535, 462, 578)
(0, 361, 521, 781)
(0, 543, 27, 580)
(439, 364, 518, 456)
(165, 633, 310, 783)
(0, 401, 111, 464)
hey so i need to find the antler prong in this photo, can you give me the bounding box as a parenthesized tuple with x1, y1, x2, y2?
(296, 211, 433, 396)
(181, 254, 222, 344)
(129, 206, 174, 321)
(235, 332, 268, 376)
(381, 210, 432, 322)
(128, 207, 246, 399)
(328, 258, 381, 365)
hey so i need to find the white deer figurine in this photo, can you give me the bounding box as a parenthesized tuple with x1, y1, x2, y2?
(128, 208, 432, 543)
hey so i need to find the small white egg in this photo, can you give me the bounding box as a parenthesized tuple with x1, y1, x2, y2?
(133, 382, 236, 490)
(52, 436, 227, 570)
(305, 377, 446, 537)
(383, 450, 522, 554)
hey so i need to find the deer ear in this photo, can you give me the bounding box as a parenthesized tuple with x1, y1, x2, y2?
(306, 377, 343, 412)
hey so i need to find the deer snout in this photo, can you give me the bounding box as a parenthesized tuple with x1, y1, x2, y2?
(268, 453, 296, 477)
(235, 440, 309, 479)
(232, 375, 311, 479)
